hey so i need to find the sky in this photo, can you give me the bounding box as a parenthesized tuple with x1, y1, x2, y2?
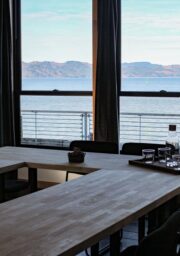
(21, 0, 92, 63)
(122, 0, 180, 65)
(22, 0, 180, 65)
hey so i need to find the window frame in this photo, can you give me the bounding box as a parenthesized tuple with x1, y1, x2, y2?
(15, 0, 94, 148)
(15, 0, 180, 148)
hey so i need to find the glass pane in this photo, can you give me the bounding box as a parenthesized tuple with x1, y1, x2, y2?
(21, 96, 92, 146)
(121, 0, 180, 92)
(21, 0, 92, 91)
(120, 97, 180, 145)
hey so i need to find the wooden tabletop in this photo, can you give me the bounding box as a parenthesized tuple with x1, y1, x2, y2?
(0, 146, 134, 173)
(0, 159, 24, 174)
(0, 147, 179, 256)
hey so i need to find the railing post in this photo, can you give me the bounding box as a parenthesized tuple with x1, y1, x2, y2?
(84, 112, 88, 140)
(34, 111, 37, 143)
(87, 113, 91, 140)
(139, 114, 142, 142)
(81, 113, 84, 140)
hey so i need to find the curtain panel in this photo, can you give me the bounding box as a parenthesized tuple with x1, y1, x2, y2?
(94, 0, 120, 145)
(0, 0, 16, 146)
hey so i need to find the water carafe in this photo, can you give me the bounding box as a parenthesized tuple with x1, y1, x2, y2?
(166, 124, 179, 154)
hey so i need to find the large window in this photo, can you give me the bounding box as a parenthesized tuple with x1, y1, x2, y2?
(21, 0, 92, 147)
(19, 0, 180, 147)
(121, 0, 180, 93)
(120, 0, 180, 145)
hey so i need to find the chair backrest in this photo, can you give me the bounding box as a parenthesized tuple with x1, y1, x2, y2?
(120, 142, 168, 156)
(69, 140, 118, 154)
(136, 211, 180, 256)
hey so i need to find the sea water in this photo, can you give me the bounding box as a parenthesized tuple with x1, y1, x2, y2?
(22, 77, 180, 114)
(21, 77, 180, 143)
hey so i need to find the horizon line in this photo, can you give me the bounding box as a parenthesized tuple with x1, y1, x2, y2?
(22, 60, 180, 66)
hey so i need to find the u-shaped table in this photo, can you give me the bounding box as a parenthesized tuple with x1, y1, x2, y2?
(0, 146, 179, 256)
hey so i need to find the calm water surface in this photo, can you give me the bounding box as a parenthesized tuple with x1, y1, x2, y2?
(21, 77, 180, 114)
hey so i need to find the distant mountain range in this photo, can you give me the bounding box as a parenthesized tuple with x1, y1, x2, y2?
(22, 61, 180, 78)
(22, 61, 92, 78)
(122, 62, 180, 77)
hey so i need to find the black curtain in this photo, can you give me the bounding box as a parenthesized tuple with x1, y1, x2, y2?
(94, 0, 120, 145)
(0, 0, 16, 146)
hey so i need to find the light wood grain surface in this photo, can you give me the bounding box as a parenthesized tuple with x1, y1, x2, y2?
(0, 147, 179, 256)
(0, 146, 134, 173)
(0, 159, 24, 174)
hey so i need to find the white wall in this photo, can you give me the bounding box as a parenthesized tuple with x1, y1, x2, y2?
(18, 168, 81, 183)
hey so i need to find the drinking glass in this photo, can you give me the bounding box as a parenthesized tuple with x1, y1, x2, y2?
(172, 154, 180, 170)
(158, 147, 171, 163)
(142, 149, 155, 164)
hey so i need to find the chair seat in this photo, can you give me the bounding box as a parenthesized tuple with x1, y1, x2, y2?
(5, 180, 29, 193)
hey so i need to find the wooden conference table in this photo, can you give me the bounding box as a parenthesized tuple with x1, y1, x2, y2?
(0, 147, 179, 256)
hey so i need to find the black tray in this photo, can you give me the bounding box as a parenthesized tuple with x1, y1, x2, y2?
(129, 158, 180, 175)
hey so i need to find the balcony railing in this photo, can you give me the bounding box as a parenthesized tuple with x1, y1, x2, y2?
(21, 110, 93, 147)
(21, 110, 180, 146)
(120, 112, 180, 144)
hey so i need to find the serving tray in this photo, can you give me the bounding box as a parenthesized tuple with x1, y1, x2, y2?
(129, 158, 180, 175)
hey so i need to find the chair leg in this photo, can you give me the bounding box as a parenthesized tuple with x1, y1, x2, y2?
(28, 168, 38, 192)
(138, 216, 145, 243)
(85, 248, 90, 256)
(120, 229, 123, 240)
(148, 210, 158, 234)
(110, 231, 120, 256)
(90, 243, 99, 256)
(65, 171, 69, 182)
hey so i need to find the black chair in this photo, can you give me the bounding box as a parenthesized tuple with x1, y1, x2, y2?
(120, 211, 180, 256)
(120, 142, 167, 156)
(70, 140, 118, 153)
(3, 170, 30, 201)
(66, 140, 118, 181)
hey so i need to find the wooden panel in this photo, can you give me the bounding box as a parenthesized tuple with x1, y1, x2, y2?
(0, 167, 179, 255)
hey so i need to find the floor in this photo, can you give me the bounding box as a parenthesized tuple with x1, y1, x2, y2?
(77, 221, 138, 255)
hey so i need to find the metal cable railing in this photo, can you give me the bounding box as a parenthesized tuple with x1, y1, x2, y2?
(120, 112, 180, 144)
(21, 110, 93, 146)
(21, 110, 180, 146)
